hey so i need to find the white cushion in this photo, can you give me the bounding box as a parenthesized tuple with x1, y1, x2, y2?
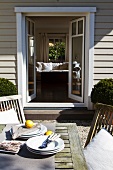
(0, 108, 20, 124)
(36, 62, 43, 71)
(84, 128, 113, 170)
(42, 62, 52, 71)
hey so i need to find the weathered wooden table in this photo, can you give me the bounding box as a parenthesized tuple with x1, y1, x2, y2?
(0, 123, 87, 170)
(55, 123, 88, 170)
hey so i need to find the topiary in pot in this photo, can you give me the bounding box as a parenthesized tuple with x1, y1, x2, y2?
(0, 78, 17, 96)
(91, 78, 113, 106)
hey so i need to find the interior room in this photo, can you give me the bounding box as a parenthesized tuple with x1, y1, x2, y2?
(28, 16, 82, 103)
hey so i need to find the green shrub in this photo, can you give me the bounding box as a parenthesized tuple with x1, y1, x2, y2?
(0, 78, 17, 96)
(91, 78, 113, 105)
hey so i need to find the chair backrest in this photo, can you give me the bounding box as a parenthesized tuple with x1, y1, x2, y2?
(0, 95, 25, 124)
(85, 103, 113, 147)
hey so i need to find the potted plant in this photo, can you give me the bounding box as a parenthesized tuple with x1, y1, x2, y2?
(0, 78, 17, 96)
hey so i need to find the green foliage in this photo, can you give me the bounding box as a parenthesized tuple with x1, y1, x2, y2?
(49, 42, 65, 61)
(0, 78, 17, 96)
(91, 78, 113, 105)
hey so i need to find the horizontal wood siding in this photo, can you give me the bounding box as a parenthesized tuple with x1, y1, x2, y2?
(0, 0, 113, 87)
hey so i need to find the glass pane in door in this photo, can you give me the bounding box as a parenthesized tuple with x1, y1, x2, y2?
(28, 36, 34, 96)
(71, 36, 83, 96)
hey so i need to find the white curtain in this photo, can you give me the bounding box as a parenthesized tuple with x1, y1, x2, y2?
(39, 33, 49, 62)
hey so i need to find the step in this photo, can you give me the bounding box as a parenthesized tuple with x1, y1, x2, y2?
(24, 108, 94, 120)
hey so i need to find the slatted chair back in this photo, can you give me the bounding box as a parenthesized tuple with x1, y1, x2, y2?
(0, 95, 25, 124)
(85, 103, 113, 147)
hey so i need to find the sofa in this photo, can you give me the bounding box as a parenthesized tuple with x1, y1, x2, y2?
(36, 62, 69, 72)
(36, 62, 69, 83)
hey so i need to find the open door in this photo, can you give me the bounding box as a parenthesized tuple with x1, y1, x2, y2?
(26, 18, 36, 102)
(69, 17, 85, 102)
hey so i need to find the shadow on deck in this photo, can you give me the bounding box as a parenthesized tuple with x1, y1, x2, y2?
(24, 108, 94, 121)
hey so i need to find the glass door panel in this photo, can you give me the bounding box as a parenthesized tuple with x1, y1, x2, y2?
(26, 19, 36, 102)
(69, 18, 84, 102)
(72, 36, 82, 97)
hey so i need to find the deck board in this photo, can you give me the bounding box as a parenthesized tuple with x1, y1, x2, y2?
(55, 123, 88, 170)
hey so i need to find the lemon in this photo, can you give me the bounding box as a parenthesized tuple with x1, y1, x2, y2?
(25, 120, 34, 128)
(45, 130, 53, 135)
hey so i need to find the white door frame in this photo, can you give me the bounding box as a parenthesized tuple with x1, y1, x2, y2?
(15, 7, 96, 109)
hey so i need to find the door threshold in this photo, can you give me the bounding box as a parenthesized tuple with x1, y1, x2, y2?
(24, 102, 86, 108)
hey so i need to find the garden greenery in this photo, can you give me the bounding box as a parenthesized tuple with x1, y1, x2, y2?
(0, 78, 17, 96)
(91, 78, 113, 105)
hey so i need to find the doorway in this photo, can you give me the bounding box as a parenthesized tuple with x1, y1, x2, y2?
(26, 16, 84, 103)
(15, 7, 95, 108)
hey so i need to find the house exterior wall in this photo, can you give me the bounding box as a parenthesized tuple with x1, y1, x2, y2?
(0, 0, 113, 86)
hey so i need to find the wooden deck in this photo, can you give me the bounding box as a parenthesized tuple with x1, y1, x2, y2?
(55, 123, 88, 170)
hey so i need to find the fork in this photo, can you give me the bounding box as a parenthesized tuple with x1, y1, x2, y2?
(39, 133, 60, 149)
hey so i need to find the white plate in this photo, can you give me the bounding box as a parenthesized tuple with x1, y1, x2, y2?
(26, 136, 64, 152)
(10, 124, 47, 139)
(27, 145, 64, 155)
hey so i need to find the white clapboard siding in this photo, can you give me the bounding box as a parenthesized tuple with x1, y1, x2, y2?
(0, 68, 16, 73)
(0, 16, 16, 22)
(0, 48, 17, 54)
(0, 42, 16, 48)
(0, 1, 113, 86)
(97, 9, 113, 16)
(95, 36, 113, 42)
(0, 55, 16, 60)
(94, 74, 113, 79)
(95, 49, 113, 55)
(0, 36, 16, 42)
(94, 61, 113, 67)
(95, 23, 113, 29)
(0, 9, 15, 16)
(0, 74, 17, 79)
(0, 29, 16, 35)
(0, 23, 16, 29)
(0, 61, 16, 67)
(94, 68, 113, 74)
(94, 55, 113, 61)
(95, 42, 113, 48)
(95, 29, 113, 36)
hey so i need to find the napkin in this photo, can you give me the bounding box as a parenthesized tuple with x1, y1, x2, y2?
(11, 123, 41, 139)
(0, 140, 23, 153)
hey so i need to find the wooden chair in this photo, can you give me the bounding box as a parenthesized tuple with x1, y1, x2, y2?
(85, 103, 113, 147)
(0, 95, 25, 124)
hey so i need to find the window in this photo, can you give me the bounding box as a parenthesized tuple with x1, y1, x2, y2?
(48, 37, 66, 62)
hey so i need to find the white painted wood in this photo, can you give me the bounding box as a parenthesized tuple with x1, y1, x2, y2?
(0, 74, 16, 79)
(94, 55, 113, 61)
(0, 55, 16, 60)
(0, 36, 16, 42)
(0, 61, 16, 66)
(95, 42, 113, 48)
(95, 35, 113, 42)
(24, 102, 86, 108)
(15, 6, 96, 109)
(0, 48, 16, 54)
(0, 68, 16, 73)
(0, 95, 25, 123)
(69, 17, 84, 103)
(0, 42, 16, 48)
(95, 29, 113, 36)
(94, 74, 113, 79)
(88, 13, 95, 110)
(95, 49, 113, 55)
(15, 7, 96, 13)
(94, 68, 113, 73)
(94, 61, 113, 67)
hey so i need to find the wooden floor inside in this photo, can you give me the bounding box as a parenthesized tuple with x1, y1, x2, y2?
(32, 81, 77, 103)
